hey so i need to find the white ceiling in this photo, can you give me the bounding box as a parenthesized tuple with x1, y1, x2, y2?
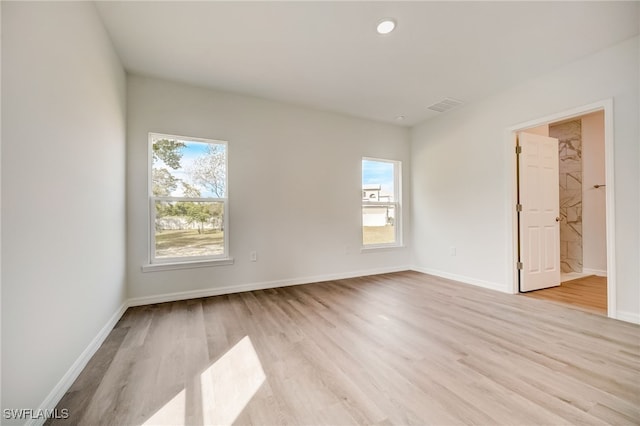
(95, 1, 639, 127)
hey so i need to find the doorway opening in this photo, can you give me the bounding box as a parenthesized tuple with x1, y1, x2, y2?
(506, 100, 616, 318)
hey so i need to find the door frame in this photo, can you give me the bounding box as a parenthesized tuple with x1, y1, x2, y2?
(504, 99, 616, 318)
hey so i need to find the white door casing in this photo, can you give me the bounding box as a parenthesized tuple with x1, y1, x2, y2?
(518, 132, 561, 292)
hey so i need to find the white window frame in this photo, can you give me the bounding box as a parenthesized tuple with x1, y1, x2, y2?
(146, 132, 231, 270)
(361, 157, 402, 249)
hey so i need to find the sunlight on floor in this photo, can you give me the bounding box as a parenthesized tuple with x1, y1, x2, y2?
(142, 336, 265, 425)
(200, 336, 266, 425)
(143, 389, 186, 425)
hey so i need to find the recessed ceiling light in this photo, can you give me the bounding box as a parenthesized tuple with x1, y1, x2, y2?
(376, 19, 396, 35)
(396, 115, 405, 121)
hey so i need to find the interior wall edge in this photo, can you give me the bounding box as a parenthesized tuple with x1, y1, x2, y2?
(582, 268, 607, 277)
(2, 2, 128, 418)
(615, 310, 640, 325)
(24, 303, 129, 426)
(128, 265, 412, 307)
(411, 266, 509, 294)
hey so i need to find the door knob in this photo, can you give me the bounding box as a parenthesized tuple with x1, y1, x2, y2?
(555, 217, 561, 222)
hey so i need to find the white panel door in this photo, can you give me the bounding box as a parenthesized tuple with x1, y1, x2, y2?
(518, 132, 560, 292)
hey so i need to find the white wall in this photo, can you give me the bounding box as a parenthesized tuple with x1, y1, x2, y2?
(1, 2, 127, 422)
(411, 36, 639, 320)
(127, 75, 411, 301)
(581, 111, 607, 275)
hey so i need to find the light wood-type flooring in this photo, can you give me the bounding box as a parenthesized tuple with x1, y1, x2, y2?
(523, 275, 608, 315)
(48, 271, 639, 425)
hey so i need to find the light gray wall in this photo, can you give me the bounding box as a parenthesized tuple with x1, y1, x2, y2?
(411, 36, 639, 320)
(1, 2, 127, 421)
(127, 75, 411, 300)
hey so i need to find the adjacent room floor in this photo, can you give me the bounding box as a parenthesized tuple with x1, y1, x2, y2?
(48, 271, 638, 425)
(523, 275, 607, 315)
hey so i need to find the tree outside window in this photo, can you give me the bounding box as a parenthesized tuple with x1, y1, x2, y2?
(149, 133, 229, 263)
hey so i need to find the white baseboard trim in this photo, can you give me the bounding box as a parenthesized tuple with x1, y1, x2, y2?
(582, 268, 607, 277)
(27, 302, 129, 426)
(128, 265, 412, 307)
(616, 310, 640, 325)
(411, 266, 509, 293)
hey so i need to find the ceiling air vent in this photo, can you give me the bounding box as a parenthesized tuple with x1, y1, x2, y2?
(427, 98, 464, 113)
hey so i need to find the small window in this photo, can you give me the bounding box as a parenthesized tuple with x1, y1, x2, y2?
(149, 133, 229, 264)
(362, 158, 401, 247)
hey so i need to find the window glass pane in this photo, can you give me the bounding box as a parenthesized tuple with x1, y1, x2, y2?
(155, 201, 224, 259)
(362, 205, 396, 245)
(151, 136, 226, 198)
(362, 158, 398, 246)
(362, 159, 394, 201)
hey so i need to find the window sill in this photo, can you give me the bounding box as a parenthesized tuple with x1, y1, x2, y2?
(142, 257, 234, 273)
(361, 245, 405, 253)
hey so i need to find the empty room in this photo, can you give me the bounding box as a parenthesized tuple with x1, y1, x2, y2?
(1, 1, 639, 425)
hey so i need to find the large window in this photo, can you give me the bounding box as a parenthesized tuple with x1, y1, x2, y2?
(149, 133, 228, 264)
(362, 158, 401, 247)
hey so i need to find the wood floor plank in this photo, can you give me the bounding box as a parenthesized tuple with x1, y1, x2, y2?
(524, 275, 608, 314)
(47, 271, 640, 425)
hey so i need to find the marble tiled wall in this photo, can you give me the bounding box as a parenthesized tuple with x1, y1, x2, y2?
(550, 120, 582, 273)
